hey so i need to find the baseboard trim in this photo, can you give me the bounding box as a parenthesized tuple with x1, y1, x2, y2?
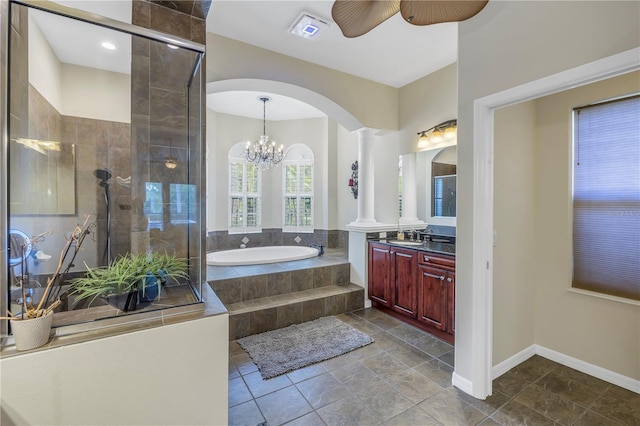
(535, 345, 640, 394)
(492, 345, 537, 380)
(491, 344, 640, 393)
(452, 372, 474, 395)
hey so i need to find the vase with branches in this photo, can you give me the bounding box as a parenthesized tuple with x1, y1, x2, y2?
(2, 215, 95, 350)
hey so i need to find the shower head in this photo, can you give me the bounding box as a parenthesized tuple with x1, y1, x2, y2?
(94, 169, 112, 182)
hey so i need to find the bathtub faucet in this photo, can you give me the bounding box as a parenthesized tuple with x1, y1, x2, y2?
(309, 243, 324, 256)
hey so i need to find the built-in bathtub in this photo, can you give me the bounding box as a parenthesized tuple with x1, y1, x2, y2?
(206, 246, 319, 266)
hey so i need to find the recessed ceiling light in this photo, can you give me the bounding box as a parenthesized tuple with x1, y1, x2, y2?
(101, 41, 116, 50)
(289, 11, 332, 41)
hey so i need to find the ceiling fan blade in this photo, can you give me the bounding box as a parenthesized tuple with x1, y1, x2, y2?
(332, 0, 401, 38)
(400, 0, 489, 26)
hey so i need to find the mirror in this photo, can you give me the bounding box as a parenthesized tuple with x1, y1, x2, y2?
(7, 229, 33, 266)
(431, 146, 457, 217)
(10, 140, 76, 215)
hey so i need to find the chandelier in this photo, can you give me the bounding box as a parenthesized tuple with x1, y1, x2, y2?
(246, 96, 284, 169)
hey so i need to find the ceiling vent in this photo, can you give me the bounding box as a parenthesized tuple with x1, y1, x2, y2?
(289, 11, 332, 41)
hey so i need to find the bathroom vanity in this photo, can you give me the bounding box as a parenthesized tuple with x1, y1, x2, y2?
(368, 239, 455, 344)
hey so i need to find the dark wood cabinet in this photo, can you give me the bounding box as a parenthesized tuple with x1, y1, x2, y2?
(368, 242, 455, 343)
(368, 243, 392, 307)
(391, 248, 417, 318)
(418, 264, 448, 330)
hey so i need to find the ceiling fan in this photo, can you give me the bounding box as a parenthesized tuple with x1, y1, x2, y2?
(331, 0, 489, 38)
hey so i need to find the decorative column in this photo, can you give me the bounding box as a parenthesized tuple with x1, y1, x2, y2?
(399, 153, 423, 224)
(356, 127, 376, 224)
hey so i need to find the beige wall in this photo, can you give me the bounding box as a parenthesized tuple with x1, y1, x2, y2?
(456, 0, 640, 386)
(398, 63, 458, 155)
(61, 63, 131, 123)
(532, 72, 640, 380)
(0, 314, 229, 426)
(206, 33, 398, 131)
(493, 101, 537, 365)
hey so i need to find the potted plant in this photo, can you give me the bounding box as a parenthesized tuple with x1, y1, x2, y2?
(70, 252, 188, 312)
(2, 215, 95, 350)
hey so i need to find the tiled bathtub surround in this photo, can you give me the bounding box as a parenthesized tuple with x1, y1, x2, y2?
(228, 308, 640, 426)
(206, 229, 349, 252)
(208, 248, 364, 340)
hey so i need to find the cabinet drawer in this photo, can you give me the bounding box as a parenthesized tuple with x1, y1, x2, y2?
(418, 252, 455, 269)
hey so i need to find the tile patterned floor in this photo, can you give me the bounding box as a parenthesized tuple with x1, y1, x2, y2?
(228, 308, 639, 426)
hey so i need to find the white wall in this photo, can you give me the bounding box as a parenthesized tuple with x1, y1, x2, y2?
(336, 125, 358, 229)
(457, 0, 640, 392)
(207, 111, 337, 232)
(28, 14, 130, 123)
(28, 12, 62, 112)
(0, 315, 229, 426)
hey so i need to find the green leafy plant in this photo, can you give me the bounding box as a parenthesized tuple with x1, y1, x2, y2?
(70, 252, 189, 307)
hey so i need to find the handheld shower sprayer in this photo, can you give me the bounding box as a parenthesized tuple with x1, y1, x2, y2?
(94, 168, 112, 187)
(94, 168, 113, 265)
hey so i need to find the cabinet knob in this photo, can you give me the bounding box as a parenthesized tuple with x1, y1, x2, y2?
(440, 276, 445, 281)
(447, 278, 452, 282)
(423, 256, 430, 262)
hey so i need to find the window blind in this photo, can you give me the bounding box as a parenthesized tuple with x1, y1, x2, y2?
(572, 95, 640, 300)
(228, 159, 262, 233)
(283, 161, 313, 232)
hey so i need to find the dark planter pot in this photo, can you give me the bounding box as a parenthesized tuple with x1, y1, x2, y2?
(104, 274, 160, 312)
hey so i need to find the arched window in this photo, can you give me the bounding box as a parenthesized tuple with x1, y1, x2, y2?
(228, 143, 261, 234)
(283, 144, 314, 233)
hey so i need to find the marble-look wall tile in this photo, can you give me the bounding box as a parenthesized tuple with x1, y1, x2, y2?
(302, 299, 325, 322)
(190, 17, 205, 44)
(291, 269, 314, 292)
(250, 307, 277, 335)
(154, 0, 195, 16)
(277, 302, 303, 329)
(313, 266, 332, 288)
(268, 272, 291, 297)
(149, 2, 191, 40)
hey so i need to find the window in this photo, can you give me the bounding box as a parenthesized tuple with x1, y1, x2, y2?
(228, 143, 262, 234)
(283, 145, 314, 233)
(170, 184, 196, 225)
(572, 95, 640, 300)
(145, 182, 163, 230)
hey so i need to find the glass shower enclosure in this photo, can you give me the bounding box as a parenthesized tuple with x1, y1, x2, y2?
(2, 0, 205, 333)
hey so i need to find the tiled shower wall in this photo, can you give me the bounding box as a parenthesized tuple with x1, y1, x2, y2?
(61, 114, 132, 262)
(206, 229, 350, 252)
(131, 0, 211, 282)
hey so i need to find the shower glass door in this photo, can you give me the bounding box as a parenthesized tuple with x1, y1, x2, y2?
(4, 0, 204, 330)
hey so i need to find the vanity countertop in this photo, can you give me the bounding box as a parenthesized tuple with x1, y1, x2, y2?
(371, 239, 456, 256)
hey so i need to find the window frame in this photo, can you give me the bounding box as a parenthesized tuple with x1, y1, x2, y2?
(571, 94, 640, 301)
(228, 157, 262, 235)
(282, 159, 314, 233)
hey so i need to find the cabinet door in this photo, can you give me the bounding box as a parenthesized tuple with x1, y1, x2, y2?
(368, 244, 391, 307)
(418, 264, 447, 331)
(447, 271, 455, 335)
(392, 248, 417, 317)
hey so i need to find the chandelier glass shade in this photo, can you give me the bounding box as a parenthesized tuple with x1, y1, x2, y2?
(246, 96, 284, 169)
